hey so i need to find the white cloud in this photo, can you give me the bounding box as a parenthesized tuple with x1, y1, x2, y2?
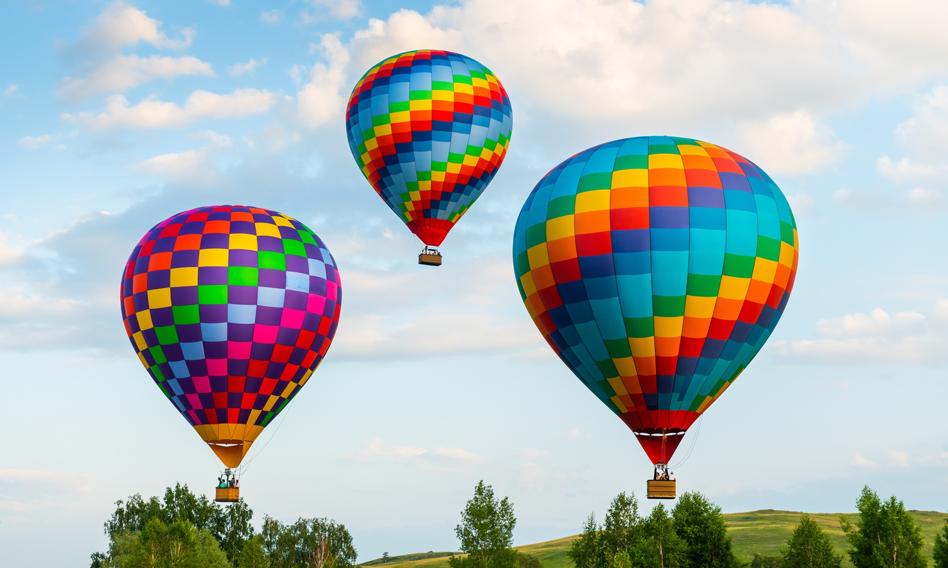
(0, 289, 80, 319)
(17, 135, 54, 150)
(936, 299, 948, 321)
(0, 232, 23, 266)
(876, 156, 941, 184)
(65, 89, 276, 129)
(75, 2, 193, 52)
(260, 9, 283, 24)
(898, 85, 948, 159)
(137, 130, 233, 183)
(60, 3, 207, 100)
(304, 0, 362, 22)
(348, 439, 482, 469)
(815, 307, 925, 337)
(3, 84, 18, 96)
(773, 301, 948, 364)
(908, 187, 942, 206)
(210, 0, 231, 6)
(851, 454, 876, 468)
(60, 55, 213, 100)
(228, 57, 267, 77)
(297, 34, 350, 128)
(737, 110, 844, 175)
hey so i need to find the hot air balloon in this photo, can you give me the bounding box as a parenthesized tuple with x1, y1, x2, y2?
(345, 49, 513, 266)
(120, 205, 342, 502)
(512, 136, 798, 499)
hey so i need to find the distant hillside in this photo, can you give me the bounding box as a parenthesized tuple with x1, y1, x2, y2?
(362, 509, 948, 568)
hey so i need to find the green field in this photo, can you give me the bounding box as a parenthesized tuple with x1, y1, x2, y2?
(363, 509, 948, 567)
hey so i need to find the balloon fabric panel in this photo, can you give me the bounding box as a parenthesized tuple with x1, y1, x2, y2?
(346, 50, 513, 246)
(120, 205, 342, 465)
(513, 137, 798, 464)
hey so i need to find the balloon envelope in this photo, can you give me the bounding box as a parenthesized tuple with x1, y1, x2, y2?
(512, 136, 798, 464)
(345, 49, 513, 247)
(120, 205, 342, 467)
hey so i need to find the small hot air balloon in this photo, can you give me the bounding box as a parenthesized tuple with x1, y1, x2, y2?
(345, 49, 513, 266)
(120, 205, 342, 502)
(512, 136, 799, 499)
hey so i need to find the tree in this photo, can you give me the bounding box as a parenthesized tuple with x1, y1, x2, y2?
(612, 550, 632, 568)
(842, 486, 925, 568)
(261, 516, 357, 568)
(568, 514, 603, 568)
(599, 492, 643, 563)
(238, 535, 270, 568)
(781, 515, 841, 568)
(106, 517, 231, 568)
(934, 520, 948, 568)
(98, 484, 253, 567)
(637, 504, 685, 568)
(449, 480, 517, 568)
(671, 492, 738, 568)
(750, 555, 783, 567)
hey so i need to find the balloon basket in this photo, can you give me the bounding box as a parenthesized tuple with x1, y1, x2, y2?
(647, 479, 676, 500)
(418, 247, 442, 266)
(215, 486, 240, 503)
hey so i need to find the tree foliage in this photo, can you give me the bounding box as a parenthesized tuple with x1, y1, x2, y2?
(781, 515, 841, 568)
(671, 492, 738, 568)
(637, 504, 685, 568)
(91, 484, 354, 568)
(449, 480, 517, 568)
(568, 514, 603, 568)
(261, 516, 357, 568)
(842, 487, 925, 568)
(934, 520, 948, 568)
(103, 517, 231, 568)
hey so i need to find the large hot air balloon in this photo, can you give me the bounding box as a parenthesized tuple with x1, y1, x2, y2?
(345, 49, 513, 266)
(120, 205, 342, 502)
(512, 136, 798, 499)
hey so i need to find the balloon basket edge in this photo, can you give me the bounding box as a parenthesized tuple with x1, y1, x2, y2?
(646, 479, 676, 500)
(215, 486, 240, 503)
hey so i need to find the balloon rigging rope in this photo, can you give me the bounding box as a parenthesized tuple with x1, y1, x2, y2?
(237, 402, 294, 477)
(668, 415, 702, 470)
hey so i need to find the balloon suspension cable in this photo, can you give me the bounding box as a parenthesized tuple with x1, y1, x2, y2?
(237, 404, 293, 477)
(668, 416, 703, 470)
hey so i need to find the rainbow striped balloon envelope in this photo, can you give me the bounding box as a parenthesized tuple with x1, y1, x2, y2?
(120, 205, 342, 468)
(513, 136, 799, 465)
(345, 49, 513, 249)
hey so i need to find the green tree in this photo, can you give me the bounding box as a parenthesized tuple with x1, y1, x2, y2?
(599, 492, 643, 562)
(261, 516, 357, 568)
(781, 515, 841, 568)
(671, 492, 738, 568)
(106, 517, 231, 568)
(934, 520, 948, 568)
(515, 553, 542, 568)
(449, 480, 517, 568)
(97, 484, 253, 567)
(842, 487, 925, 568)
(612, 550, 632, 568)
(238, 535, 270, 568)
(637, 504, 685, 568)
(750, 554, 783, 567)
(568, 514, 603, 568)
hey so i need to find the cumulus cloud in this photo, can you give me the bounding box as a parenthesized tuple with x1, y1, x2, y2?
(64, 89, 276, 129)
(297, 34, 350, 128)
(59, 2, 208, 100)
(259, 10, 283, 25)
(17, 135, 54, 150)
(60, 55, 213, 100)
(228, 57, 268, 77)
(347, 438, 482, 469)
(773, 300, 948, 364)
(304, 0, 362, 22)
(3, 84, 18, 96)
(137, 130, 233, 184)
(737, 110, 844, 175)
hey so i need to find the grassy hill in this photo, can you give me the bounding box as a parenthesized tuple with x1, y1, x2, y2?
(363, 509, 947, 568)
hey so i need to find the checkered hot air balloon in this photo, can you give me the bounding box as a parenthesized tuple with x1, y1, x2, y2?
(120, 206, 341, 501)
(513, 137, 799, 498)
(345, 49, 513, 266)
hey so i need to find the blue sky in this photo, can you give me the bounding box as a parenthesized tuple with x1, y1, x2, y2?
(2, 0, 948, 565)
